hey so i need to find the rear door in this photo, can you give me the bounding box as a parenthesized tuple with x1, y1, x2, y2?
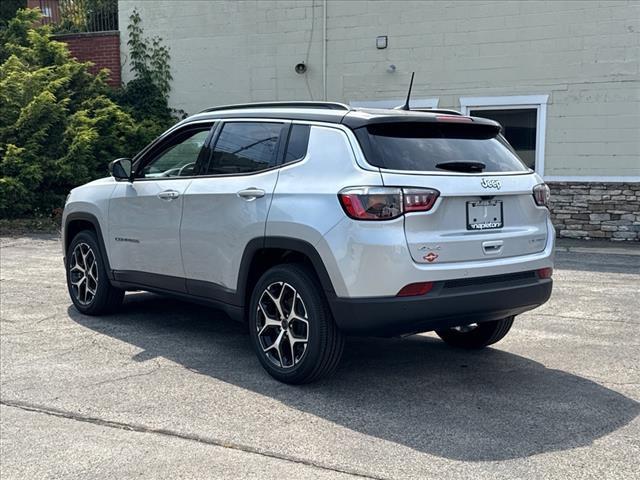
(355, 120, 549, 265)
(180, 120, 288, 298)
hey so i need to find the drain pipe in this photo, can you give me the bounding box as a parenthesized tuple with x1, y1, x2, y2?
(323, 0, 327, 100)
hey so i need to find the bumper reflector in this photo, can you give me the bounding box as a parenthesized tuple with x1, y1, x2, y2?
(537, 267, 553, 279)
(397, 282, 434, 297)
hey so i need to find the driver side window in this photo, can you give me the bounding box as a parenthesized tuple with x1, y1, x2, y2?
(141, 128, 211, 178)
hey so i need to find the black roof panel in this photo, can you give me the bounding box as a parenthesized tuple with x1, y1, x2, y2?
(182, 103, 500, 130)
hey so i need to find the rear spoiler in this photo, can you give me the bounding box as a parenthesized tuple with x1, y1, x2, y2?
(343, 110, 501, 130)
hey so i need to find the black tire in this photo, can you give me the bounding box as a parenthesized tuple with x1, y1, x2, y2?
(66, 230, 124, 315)
(248, 264, 344, 384)
(436, 316, 515, 349)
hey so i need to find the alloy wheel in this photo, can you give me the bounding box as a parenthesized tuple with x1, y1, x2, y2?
(69, 242, 98, 306)
(256, 281, 309, 368)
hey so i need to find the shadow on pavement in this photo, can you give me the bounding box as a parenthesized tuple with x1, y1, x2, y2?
(68, 293, 640, 462)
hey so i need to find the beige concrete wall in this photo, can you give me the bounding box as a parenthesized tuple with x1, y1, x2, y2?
(118, 0, 640, 179)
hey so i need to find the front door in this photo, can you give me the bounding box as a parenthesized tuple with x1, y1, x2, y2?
(108, 124, 214, 290)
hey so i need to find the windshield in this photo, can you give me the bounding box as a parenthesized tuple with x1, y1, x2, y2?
(355, 123, 529, 173)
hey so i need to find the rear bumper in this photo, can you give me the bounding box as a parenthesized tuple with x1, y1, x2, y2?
(328, 272, 552, 337)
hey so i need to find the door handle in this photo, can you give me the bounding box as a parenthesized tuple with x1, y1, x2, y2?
(237, 188, 265, 201)
(157, 190, 180, 200)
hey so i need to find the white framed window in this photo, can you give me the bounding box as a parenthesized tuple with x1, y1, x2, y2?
(349, 98, 439, 109)
(460, 95, 549, 176)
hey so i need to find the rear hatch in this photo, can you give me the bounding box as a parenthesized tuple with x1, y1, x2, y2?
(354, 118, 549, 265)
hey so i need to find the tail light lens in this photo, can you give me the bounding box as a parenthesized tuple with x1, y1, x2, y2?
(338, 187, 439, 221)
(338, 187, 403, 220)
(403, 188, 440, 212)
(533, 183, 551, 208)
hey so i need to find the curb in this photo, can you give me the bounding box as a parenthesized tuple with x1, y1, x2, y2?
(555, 245, 640, 256)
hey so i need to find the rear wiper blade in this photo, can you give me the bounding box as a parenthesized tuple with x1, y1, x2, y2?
(435, 161, 486, 173)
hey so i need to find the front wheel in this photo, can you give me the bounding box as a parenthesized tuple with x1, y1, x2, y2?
(436, 316, 515, 349)
(66, 230, 124, 315)
(248, 264, 344, 384)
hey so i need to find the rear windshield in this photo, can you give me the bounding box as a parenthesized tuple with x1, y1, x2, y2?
(355, 123, 529, 173)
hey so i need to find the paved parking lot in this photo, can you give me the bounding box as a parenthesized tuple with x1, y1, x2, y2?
(1, 235, 639, 479)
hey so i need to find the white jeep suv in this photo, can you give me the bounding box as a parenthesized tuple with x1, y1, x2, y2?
(63, 102, 554, 384)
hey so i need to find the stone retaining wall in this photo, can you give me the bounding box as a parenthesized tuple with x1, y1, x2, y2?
(549, 182, 640, 242)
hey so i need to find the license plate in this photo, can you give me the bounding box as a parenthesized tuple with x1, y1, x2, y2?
(466, 200, 503, 230)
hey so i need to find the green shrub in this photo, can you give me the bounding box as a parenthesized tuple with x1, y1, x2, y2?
(0, 8, 177, 218)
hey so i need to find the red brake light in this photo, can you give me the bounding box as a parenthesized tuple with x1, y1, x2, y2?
(338, 187, 439, 221)
(436, 115, 473, 123)
(537, 267, 553, 279)
(533, 183, 551, 208)
(397, 282, 434, 297)
(403, 188, 439, 212)
(338, 187, 403, 220)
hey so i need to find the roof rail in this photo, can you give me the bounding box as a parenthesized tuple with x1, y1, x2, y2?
(200, 101, 351, 113)
(412, 108, 464, 116)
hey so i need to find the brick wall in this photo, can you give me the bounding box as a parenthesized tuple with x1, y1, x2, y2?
(53, 31, 121, 87)
(549, 183, 640, 242)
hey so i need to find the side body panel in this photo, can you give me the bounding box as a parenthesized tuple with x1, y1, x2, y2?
(62, 177, 117, 258)
(107, 179, 192, 279)
(180, 169, 280, 294)
(266, 124, 384, 250)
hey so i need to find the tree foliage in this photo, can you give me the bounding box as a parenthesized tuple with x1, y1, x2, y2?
(0, 0, 25, 27)
(113, 9, 182, 125)
(0, 8, 177, 218)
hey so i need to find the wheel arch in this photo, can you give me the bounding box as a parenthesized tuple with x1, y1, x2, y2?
(238, 237, 336, 312)
(64, 212, 113, 279)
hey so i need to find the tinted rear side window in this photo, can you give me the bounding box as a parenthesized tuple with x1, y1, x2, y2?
(284, 124, 311, 163)
(204, 122, 284, 175)
(356, 123, 529, 173)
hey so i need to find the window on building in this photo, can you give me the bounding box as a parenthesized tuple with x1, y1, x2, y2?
(460, 95, 549, 175)
(204, 122, 284, 175)
(468, 108, 537, 170)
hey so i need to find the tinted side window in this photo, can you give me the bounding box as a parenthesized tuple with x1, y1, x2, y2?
(204, 122, 284, 175)
(284, 124, 311, 163)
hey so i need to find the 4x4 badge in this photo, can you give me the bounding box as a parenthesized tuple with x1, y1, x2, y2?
(481, 178, 501, 189)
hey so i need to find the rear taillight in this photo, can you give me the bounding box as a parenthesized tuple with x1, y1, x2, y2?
(338, 187, 403, 220)
(338, 187, 439, 221)
(533, 183, 551, 208)
(537, 267, 553, 279)
(403, 188, 439, 212)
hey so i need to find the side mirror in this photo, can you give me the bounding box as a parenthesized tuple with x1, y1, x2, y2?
(109, 158, 132, 181)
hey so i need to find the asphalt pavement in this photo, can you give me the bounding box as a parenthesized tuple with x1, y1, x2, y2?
(1, 235, 638, 479)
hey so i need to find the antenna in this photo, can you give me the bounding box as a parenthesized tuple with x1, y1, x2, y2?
(395, 72, 415, 111)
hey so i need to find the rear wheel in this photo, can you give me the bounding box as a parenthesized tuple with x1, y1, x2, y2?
(248, 264, 344, 384)
(436, 316, 515, 349)
(66, 230, 124, 315)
